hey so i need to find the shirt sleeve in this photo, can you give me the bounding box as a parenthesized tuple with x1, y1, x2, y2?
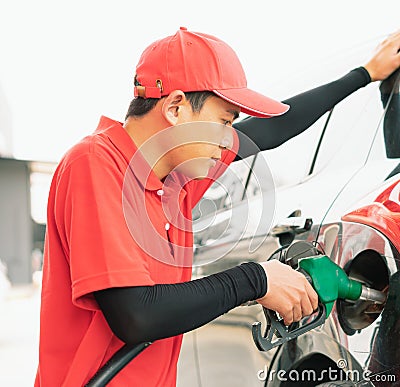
(55, 149, 155, 311)
(94, 261, 267, 345)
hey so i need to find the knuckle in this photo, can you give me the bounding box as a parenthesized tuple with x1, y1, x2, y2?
(281, 305, 292, 316)
(293, 312, 302, 322)
(296, 294, 304, 304)
(280, 307, 290, 316)
(304, 305, 313, 316)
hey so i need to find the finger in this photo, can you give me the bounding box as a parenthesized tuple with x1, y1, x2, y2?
(283, 303, 301, 326)
(388, 29, 400, 41)
(304, 280, 319, 311)
(388, 31, 400, 51)
(300, 290, 314, 316)
(292, 303, 303, 323)
(283, 310, 294, 326)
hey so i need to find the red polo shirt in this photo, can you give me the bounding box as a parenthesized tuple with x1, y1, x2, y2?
(35, 116, 238, 387)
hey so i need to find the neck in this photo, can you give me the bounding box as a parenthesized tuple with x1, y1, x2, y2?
(124, 115, 171, 181)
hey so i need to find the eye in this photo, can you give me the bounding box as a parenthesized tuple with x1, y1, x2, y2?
(222, 120, 232, 126)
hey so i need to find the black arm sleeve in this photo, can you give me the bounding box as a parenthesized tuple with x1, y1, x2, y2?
(233, 67, 371, 160)
(94, 262, 267, 345)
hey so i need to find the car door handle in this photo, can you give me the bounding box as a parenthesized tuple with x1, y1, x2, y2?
(270, 217, 313, 237)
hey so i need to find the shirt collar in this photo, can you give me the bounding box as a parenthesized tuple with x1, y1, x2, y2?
(95, 115, 164, 191)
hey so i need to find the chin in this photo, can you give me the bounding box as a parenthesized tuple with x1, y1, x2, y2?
(180, 168, 210, 180)
(175, 161, 212, 180)
(185, 170, 209, 180)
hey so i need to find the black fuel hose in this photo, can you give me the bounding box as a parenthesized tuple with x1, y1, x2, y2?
(84, 342, 152, 387)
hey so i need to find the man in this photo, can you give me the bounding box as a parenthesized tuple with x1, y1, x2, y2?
(35, 27, 400, 386)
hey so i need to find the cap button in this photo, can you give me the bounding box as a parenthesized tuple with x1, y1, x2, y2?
(180, 26, 187, 30)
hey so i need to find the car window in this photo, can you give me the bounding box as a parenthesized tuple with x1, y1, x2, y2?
(254, 38, 383, 188)
(261, 114, 330, 187)
(311, 81, 388, 175)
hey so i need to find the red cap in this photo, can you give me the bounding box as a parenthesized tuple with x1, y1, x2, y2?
(134, 27, 289, 118)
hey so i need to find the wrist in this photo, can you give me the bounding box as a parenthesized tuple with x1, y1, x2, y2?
(257, 262, 269, 299)
(355, 66, 372, 84)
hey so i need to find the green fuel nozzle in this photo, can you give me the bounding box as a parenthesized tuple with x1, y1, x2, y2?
(252, 254, 387, 352)
(300, 255, 358, 316)
(299, 255, 386, 316)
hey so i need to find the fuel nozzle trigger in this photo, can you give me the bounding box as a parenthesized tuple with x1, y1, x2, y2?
(252, 300, 326, 352)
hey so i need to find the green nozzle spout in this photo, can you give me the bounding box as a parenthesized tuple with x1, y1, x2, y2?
(299, 255, 362, 316)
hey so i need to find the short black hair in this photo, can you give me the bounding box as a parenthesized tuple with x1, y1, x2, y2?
(125, 76, 215, 120)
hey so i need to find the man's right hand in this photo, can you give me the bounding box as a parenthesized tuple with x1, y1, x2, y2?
(257, 260, 319, 326)
(364, 29, 400, 82)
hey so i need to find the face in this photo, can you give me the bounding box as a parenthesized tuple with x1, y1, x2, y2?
(164, 95, 239, 180)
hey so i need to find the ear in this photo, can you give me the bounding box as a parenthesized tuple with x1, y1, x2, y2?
(161, 90, 188, 126)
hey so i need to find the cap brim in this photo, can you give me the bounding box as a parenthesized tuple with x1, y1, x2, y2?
(213, 87, 289, 118)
